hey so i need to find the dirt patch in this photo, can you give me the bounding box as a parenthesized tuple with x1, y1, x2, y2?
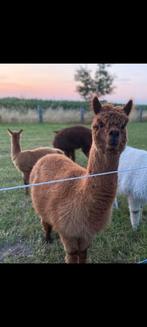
(0, 242, 32, 262)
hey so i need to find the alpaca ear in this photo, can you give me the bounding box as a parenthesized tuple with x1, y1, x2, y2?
(7, 128, 13, 135)
(123, 100, 133, 116)
(19, 129, 23, 134)
(93, 96, 102, 114)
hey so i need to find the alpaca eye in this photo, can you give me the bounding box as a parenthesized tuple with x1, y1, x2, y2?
(121, 123, 127, 129)
(99, 122, 105, 128)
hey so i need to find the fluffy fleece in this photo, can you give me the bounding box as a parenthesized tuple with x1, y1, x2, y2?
(30, 97, 132, 263)
(116, 145, 147, 230)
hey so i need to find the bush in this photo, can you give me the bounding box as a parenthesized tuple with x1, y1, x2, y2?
(0, 98, 88, 111)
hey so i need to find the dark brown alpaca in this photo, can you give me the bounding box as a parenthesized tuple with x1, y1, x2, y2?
(53, 126, 92, 161)
(30, 96, 133, 263)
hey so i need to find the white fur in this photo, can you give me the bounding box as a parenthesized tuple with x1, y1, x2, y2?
(115, 146, 147, 230)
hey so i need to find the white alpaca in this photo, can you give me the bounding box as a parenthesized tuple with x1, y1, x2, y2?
(115, 145, 147, 230)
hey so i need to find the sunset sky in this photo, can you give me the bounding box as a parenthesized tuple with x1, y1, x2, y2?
(0, 64, 147, 104)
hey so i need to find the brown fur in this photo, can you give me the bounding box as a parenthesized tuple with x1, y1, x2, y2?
(53, 126, 92, 161)
(7, 129, 64, 195)
(30, 96, 133, 263)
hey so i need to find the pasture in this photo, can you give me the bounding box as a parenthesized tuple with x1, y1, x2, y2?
(0, 121, 147, 263)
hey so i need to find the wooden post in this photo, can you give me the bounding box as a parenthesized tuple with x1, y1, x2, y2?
(37, 105, 43, 123)
(138, 107, 143, 122)
(80, 107, 85, 124)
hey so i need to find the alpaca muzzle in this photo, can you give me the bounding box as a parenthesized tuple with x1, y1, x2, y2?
(109, 130, 120, 148)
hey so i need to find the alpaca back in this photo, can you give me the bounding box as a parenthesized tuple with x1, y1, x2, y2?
(53, 126, 92, 151)
(15, 147, 63, 172)
(118, 146, 147, 201)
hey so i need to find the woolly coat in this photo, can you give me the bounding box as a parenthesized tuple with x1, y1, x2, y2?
(117, 146, 147, 203)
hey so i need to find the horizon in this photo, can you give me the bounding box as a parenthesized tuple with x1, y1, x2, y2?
(0, 64, 147, 104)
(0, 96, 134, 105)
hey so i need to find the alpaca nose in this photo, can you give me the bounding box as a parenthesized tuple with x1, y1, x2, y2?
(109, 130, 120, 138)
(109, 130, 120, 145)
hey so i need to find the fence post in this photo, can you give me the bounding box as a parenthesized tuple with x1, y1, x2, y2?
(37, 105, 43, 123)
(80, 107, 85, 124)
(138, 107, 143, 122)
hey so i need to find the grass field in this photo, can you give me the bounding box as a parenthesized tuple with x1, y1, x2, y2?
(0, 121, 147, 263)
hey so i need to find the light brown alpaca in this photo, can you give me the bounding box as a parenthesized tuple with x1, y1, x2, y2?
(30, 96, 133, 263)
(8, 129, 64, 195)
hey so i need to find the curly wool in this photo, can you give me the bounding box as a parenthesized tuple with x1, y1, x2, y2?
(118, 145, 147, 203)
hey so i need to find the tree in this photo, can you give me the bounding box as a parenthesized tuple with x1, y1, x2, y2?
(94, 64, 114, 97)
(74, 66, 95, 101)
(74, 64, 115, 101)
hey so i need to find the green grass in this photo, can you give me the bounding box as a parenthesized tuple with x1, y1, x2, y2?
(0, 121, 147, 263)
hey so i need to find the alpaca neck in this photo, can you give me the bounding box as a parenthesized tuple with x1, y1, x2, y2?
(11, 138, 21, 159)
(80, 144, 120, 232)
(84, 144, 120, 203)
(87, 144, 119, 175)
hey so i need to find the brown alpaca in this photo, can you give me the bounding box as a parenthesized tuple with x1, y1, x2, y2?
(8, 129, 64, 195)
(53, 126, 92, 161)
(30, 96, 133, 263)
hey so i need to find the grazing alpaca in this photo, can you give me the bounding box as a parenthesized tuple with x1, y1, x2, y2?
(8, 129, 64, 195)
(115, 145, 147, 230)
(30, 96, 132, 263)
(53, 126, 92, 161)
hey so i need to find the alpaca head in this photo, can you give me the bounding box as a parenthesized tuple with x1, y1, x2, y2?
(91, 96, 133, 155)
(7, 129, 23, 142)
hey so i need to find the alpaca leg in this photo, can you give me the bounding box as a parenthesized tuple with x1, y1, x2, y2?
(70, 150, 75, 162)
(79, 249, 88, 264)
(78, 238, 89, 263)
(72, 151, 75, 162)
(128, 196, 142, 230)
(23, 172, 30, 195)
(65, 252, 79, 264)
(82, 146, 90, 158)
(42, 221, 53, 243)
(60, 235, 79, 263)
